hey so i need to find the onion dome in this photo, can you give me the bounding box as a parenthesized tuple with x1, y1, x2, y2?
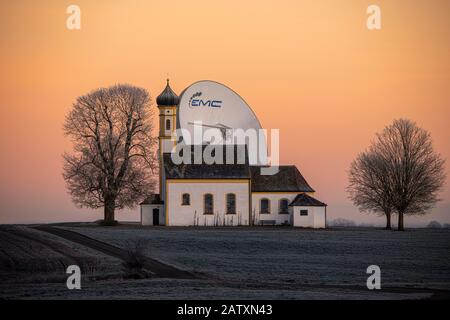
(156, 79, 179, 106)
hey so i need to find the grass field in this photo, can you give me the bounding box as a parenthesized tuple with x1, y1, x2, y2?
(1, 224, 449, 299)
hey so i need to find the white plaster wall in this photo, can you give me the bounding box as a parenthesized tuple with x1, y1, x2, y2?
(293, 206, 326, 228)
(251, 193, 299, 225)
(161, 138, 175, 153)
(141, 204, 165, 226)
(166, 181, 250, 226)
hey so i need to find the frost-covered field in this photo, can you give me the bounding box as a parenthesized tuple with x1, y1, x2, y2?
(63, 226, 450, 291)
(2, 225, 449, 299)
(0, 225, 121, 281)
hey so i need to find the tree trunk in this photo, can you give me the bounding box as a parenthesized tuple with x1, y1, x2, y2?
(103, 197, 116, 225)
(398, 212, 404, 231)
(385, 211, 392, 230)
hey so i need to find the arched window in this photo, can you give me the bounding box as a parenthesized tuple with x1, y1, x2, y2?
(165, 119, 171, 130)
(226, 193, 236, 214)
(182, 193, 190, 205)
(279, 199, 289, 214)
(260, 198, 270, 214)
(204, 194, 213, 214)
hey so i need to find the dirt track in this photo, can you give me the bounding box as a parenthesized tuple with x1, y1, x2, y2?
(34, 225, 198, 279)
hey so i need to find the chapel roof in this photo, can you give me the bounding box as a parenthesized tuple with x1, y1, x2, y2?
(163, 145, 315, 193)
(156, 79, 179, 106)
(163, 145, 250, 179)
(140, 194, 164, 205)
(250, 165, 315, 192)
(289, 193, 327, 207)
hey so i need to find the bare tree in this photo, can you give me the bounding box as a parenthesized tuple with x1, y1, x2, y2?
(348, 151, 394, 229)
(427, 221, 442, 229)
(63, 84, 158, 225)
(371, 119, 445, 231)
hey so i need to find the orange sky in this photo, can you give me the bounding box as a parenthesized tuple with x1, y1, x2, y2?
(1, 0, 449, 225)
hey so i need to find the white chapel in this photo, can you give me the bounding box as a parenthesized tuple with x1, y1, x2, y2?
(140, 80, 327, 228)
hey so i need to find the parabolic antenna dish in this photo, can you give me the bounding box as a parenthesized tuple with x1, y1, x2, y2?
(177, 80, 267, 165)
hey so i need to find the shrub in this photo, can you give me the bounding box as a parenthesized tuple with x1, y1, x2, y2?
(122, 239, 151, 279)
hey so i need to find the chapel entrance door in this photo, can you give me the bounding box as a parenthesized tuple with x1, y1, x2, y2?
(153, 208, 159, 226)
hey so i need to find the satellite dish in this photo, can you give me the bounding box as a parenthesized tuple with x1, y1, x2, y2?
(177, 80, 267, 165)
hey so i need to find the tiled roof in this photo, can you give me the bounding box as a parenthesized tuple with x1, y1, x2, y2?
(164, 145, 250, 179)
(289, 193, 327, 207)
(163, 145, 314, 194)
(250, 165, 314, 192)
(140, 194, 164, 205)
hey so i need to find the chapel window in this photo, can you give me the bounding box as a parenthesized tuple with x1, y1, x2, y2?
(182, 193, 190, 205)
(226, 193, 236, 214)
(279, 199, 289, 214)
(260, 198, 270, 214)
(204, 194, 214, 214)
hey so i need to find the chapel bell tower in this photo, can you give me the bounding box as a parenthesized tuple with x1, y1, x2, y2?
(156, 79, 179, 195)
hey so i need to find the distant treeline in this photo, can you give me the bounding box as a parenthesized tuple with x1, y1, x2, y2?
(328, 218, 450, 229)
